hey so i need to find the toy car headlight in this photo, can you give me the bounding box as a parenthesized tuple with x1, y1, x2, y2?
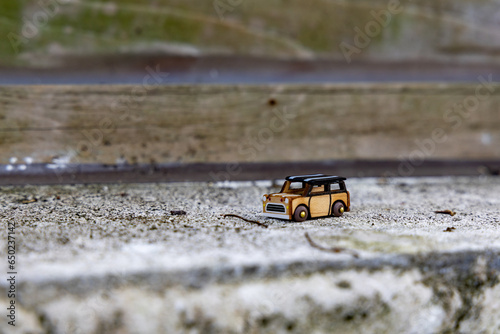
(285, 198, 289, 204)
(262, 195, 267, 201)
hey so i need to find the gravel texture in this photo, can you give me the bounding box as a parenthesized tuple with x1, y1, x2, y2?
(0, 176, 500, 333)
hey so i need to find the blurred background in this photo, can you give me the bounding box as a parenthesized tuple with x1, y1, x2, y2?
(0, 0, 499, 181)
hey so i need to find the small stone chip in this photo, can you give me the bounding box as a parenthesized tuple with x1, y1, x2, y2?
(170, 210, 187, 216)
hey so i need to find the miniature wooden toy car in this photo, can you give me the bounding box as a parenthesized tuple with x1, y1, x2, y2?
(262, 174, 350, 222)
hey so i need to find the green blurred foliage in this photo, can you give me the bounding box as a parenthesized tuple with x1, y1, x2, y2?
(0, 1, 23, 62)
(1, 0, 499, 67)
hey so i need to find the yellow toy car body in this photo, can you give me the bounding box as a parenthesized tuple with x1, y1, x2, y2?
(262, 174, 350, 222)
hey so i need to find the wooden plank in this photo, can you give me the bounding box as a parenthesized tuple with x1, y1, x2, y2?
(1, 83, 500, 165)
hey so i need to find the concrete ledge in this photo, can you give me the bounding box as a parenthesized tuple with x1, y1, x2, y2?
(1, 160, 500, 185)
(0, 176, 499, 332)
(3, 251, 500, 333)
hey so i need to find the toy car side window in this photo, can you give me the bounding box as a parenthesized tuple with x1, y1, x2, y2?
(309, 184, 327, 194)
(330, 182, 343, 193)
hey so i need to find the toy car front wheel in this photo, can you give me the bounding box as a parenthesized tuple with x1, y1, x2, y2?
(293, 205, 309, 222)
(332, 202, 345, 217)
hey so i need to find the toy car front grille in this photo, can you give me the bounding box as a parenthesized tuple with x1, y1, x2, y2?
(266, 203, 286, 213)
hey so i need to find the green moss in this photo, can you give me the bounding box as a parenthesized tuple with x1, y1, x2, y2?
(2, 0, 500, 66)
(0, 1, 23, 63)
(22, 0, 208, 56)
(387, 12, 403, 40)
(161, 16, 203, 43)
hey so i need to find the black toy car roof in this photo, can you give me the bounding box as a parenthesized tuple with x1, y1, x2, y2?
(285, 174, 325, 182)
(286, 174, 346, 184)
(304, 175, 346, 185)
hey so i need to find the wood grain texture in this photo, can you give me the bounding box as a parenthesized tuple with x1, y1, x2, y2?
(1, 84, 500, 165)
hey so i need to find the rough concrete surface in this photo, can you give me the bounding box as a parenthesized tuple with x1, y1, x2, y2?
(0, 176, 500, 333)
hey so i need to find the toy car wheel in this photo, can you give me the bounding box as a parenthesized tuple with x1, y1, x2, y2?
(293, 206, 309, 222)
(332, 202, 345, 217)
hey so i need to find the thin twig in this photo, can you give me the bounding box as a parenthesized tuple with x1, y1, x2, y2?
(435, 210, 456, 216)
(223, 214, 268, 228)
(19, 198, 37, 204)
(305, 232, 359, 258)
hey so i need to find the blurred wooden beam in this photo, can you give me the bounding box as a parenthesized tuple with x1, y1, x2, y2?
(1, 83, 499, 166)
